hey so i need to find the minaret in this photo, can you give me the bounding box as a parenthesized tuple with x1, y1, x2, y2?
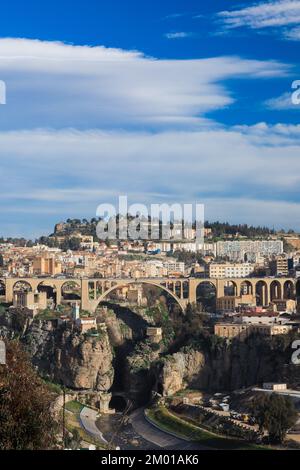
(72, 302, 80, 321)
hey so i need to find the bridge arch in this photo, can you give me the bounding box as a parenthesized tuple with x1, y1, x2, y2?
(37, 280, 58, 304)
(0, 280, 5, 297)
(93, 279, 185, 312)
(240, 280, 254, 296)
(296, 280, 300, 299)
(255, 280, 268, 306)
(13, 280, 33, 292)
(61, 280, 81, 303)
(270, 280, 282, 301)
(284, 280, 295, 300)
(182, 280, 189, 299)
(196, 280, 217, 312)
(224, 280, 238, 296)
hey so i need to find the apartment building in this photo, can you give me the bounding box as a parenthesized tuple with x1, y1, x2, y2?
(216, 294, 256, 312)
(32, 255, 62, 276)
(215, 240, 283, 262)
(269, 255, 289, 276)
(214, 322, 293, 339)
(208, 262, 255, 278)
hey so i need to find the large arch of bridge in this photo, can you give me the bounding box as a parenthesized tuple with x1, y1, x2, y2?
(94, 280, 184, 312)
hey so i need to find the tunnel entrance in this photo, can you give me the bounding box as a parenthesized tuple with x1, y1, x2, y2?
(109, 395, 127, 412)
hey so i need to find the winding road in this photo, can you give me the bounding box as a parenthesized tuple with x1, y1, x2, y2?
(129, 408, 211, 450)
(80, 407, 107, 444)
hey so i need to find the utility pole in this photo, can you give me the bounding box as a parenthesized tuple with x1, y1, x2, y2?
(108, 400, 132, 450)
(62, 387, 66, 449)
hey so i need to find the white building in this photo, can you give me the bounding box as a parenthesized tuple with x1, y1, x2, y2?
(215, 240, 283, 262)
(163, 261, 185, 274)
(208, 262, 255, 278)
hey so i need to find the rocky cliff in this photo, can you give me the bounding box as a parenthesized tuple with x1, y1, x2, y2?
(0, 308, 115, 392)
(158, 333, 300, 396)
(159, 350, 206, 396)
(2, 307, 300, 400)
(23, 321, 114, 391)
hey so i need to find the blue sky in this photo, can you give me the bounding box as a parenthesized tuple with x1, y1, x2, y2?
(0, 0, 299, 237)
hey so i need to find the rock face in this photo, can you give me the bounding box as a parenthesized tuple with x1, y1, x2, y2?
(158, 334, 300, 395)
(124, 341, 159, 405)
(2, 306, 300, 400)
(24, 321, 114, 391)
(160, 350, 205, 396)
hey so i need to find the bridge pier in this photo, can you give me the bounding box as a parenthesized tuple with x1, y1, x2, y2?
(81, 279, 90, 311)
(5, 279, 14, 303)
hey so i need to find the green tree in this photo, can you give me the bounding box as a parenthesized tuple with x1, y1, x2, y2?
(252, 393, 297, 443)
(0, 340, 58, 449)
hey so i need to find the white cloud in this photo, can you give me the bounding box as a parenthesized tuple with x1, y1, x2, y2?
(284, 25, 300, 39)
(0, 38, 289, 131)
(164, 32, 194, 39)
(265, 91, 300, 109)
(218, 0, 300, 40)
(0, 38, 297, 236)
(0, 124, 300, 235)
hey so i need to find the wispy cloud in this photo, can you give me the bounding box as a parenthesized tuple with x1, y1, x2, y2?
(0, 38, 288, 131)
(1, 124, 300, 235)
(284, 25, 300, 40)
(163, 13, 186, 20)
(164, 31, 194, 39)
(217, 0, 300, 40)
(265, 91, 300, 109)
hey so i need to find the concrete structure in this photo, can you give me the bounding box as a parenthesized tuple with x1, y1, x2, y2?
(146, 327, 162, 343)
(271, 298, 296, 313)
(216, 294, 256, 312)
(0, 275, 298, 313)
(263, 383, 287, 391)
(76, 317, 97, 333)
(32, 255, 62, 276)
(98, 392, 114, 414)
(208, 263, 255, 279)
(269, 255, 289, 277)
(214, 322, 293, 339)
(127, 285, 147, 306)
(13, 290, 47, 313)
(215, 240, 283, 262)
(72, 302, 80, 320)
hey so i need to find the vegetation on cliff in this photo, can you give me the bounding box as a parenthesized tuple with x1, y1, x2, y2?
(0, 340, 58, 450)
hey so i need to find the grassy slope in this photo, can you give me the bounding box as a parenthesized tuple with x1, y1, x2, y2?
(146, 406, 268, 450)
(64, 401, 105, 449)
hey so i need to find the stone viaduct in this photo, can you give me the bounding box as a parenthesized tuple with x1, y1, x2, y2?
(0, 276, 298, 313)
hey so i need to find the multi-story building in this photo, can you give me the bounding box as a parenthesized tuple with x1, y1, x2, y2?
(214, 322, 293, 339)
(32, 255, 62, 276)
(13, 290, 47, 314)
(208, 262, 255, 278)
(269, 255, 289, 276)
(215, 240, 283, 262)
(163, 261, 185, 275)
(216, 294, 256, 312)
